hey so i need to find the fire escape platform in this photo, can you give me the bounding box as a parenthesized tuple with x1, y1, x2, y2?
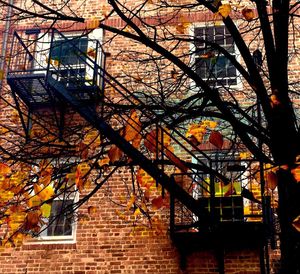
(171, 221, 266, 250)
(7, 73, 101, 110)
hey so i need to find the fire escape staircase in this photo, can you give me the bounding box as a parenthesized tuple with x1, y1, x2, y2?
(6, 28, 276, 274)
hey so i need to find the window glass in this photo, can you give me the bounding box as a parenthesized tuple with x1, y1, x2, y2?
(42, 200, 74, 237)
(194, 26, 237, 87)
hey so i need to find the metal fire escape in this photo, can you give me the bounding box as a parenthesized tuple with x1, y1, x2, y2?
(6, 28, 277, 274)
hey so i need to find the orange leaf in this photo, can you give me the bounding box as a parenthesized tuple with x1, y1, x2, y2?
(242, 8, 255, 21)
(151, 196, 164, 210)
(266, 171, 278, 190)
(209, 130, 223, 149)
(292, 215, 300, 232)
(88, 206, 97, 215)
(199, 51, 215, 59)
(0, 163, 11, 175)
(291, 165, 300, 182)
(87, 48, 96, 58)
(270, 94, 280, 107)
(144, 128, 171, 153)
(217, 4, 231, 18)
(86, 18, 100, 29)
(108, 145, 123, 163)
(124, 110, 141, 142)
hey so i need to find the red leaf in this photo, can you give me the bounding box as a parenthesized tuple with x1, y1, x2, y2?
(108, 145, 123, 163)
(209, 130, 223, 149)
(151, 196, 164, 210)
(266, 171, 278, 190)
(144, 129, 157, 153)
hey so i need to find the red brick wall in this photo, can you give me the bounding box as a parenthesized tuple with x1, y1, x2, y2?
(0, 1, 283, 273)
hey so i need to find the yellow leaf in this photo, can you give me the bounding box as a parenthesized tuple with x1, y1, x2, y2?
(38, 185, 54, 201)
(126, 194, 135, 211)
(133, 208, 141, 217)
(86, 18, 100, 29)
(291, 165, 300, 182)
(41, 203, 52, 218)
(217, 4, 231, 18)
(27, 195, 41, 208)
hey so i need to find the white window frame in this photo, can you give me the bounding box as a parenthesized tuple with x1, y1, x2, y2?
(34, 28, 103, 85)
(26, 159, 79, 245)
(190, 22, 242, 90)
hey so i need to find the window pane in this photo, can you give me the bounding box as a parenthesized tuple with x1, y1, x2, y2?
(47, 200, 74, 237)
(194, 26, 237, 87)
(50, 37, 88, 65)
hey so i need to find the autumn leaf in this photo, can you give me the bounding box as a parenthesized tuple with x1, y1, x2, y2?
(27, 195, 41, 208)
(209, 130, 223, 149)
(199, 51, 215, 59)
(38, 185, 54, 201)
(270, 94, 280, 107)
(291, 165, 300, 182)
(124, 110, 141, 142)
(242, 8, 255, 21)
(126, 194, 136, 211)
(292, 215, 300, 232)
(88, 206, 97, 215)
(266, 171, 278, 190)
(87, 48, 96, 58)
(144, 128, 171, 153)
(108, 145, 124, 163)
(0, 163, 11, 175)
(41, 203, 52, 218)
(83, 128, 101, 146)
(75, 163, 90, 192)
(133, 208, 141, 217)
(151, 196, 164, 210)
(86, 18, 100, 29)
(25, 210, 41, 229)
(217, 4, 231, 18)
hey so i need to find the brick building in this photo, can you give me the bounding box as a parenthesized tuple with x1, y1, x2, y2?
(0, 0, 297, 273)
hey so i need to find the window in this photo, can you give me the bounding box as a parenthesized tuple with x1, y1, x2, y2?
(49, 35, 90, 89)
(39, 196, 76, 242)
(194, 25, 237, 87)
(28, 160, 78, 244)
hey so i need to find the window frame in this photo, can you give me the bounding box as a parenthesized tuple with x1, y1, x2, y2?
(26, 159, 79, 245)
(191, 23, 242, 90)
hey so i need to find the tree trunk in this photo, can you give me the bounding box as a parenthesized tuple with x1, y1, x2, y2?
(277, 169, 300, 274)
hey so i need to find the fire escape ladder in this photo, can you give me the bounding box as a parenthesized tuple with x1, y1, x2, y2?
(46, 75, 210, 222)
